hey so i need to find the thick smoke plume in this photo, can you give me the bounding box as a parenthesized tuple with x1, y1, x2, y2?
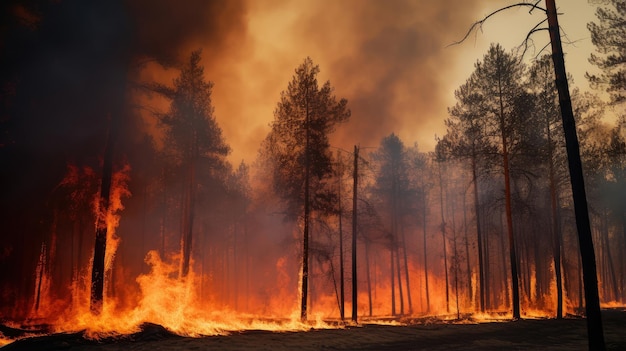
(133, 0, 484, 161)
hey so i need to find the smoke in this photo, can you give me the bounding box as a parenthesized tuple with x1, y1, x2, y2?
(131, 0, 484, 162)
(127, 0, 248, 65)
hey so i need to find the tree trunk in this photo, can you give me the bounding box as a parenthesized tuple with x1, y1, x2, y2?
(351, 145, 359, 322)
(365, 238, 373, 317)
(438, 159, 450, 313)
(463, 193, 473, 306)
(545, 1, 605, 348)
(601, 210, 619, 301)
(400, 223, 413, 314)
(422, 190, 431, 313)
(338, 168, 345, 321)
(395, 245, 405, 315)
(390, 247, 396, 316)
(90, 116, 117, 314)
(497, 64, 520, 319)
(301, 96, 311, 321)
(181, 148, 196, 278)
(471, 155, 486, 312)
(547, 107, 564, 318)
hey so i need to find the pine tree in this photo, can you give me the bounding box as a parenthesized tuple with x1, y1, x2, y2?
(587, 0, 626, 105)
(260, 57, 350, 320)
(160, 50, 230, 278)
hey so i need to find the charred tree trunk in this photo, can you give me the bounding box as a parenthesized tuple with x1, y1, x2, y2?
(90, 114, 118, 314)
(545, 1, 605, 348)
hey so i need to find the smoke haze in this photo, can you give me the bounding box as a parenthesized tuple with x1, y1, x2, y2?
(132, 0, 484, 162)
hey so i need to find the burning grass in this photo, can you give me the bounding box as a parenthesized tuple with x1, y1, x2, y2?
(3, 308, 626, 350)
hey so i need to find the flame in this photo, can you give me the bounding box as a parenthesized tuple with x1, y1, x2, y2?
(40, 250, 335, 339)
(4, 163, 621, 345)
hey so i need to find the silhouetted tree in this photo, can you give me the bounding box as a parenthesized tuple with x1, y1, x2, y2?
(371, 133, 415, 316)
(587, 0, 626, 105)
(158, 50, 230, 278)
(260, 57, 350, 320)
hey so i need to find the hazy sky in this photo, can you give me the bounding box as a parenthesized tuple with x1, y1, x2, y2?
(140, 0, 599, 164)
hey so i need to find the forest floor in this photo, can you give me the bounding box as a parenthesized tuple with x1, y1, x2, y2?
(2, 308, 625, 351)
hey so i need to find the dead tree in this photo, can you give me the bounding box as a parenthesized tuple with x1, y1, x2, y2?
(451, 1, 605, 348)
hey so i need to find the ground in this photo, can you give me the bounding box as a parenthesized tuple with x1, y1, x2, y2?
(2, 309, 625, 350)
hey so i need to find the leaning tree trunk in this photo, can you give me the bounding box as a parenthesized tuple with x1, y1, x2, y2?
(545, 1, 605, 348)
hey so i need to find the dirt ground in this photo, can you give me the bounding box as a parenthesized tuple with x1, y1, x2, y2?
(3, 309, 625, 350)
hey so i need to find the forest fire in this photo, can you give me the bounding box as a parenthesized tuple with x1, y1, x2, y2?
(2, 0, 626, 350)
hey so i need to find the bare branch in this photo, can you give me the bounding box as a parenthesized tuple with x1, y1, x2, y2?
(448, 3, 547, 47)
(516, 18, 549, 59)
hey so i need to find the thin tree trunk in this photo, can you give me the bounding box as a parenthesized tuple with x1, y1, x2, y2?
(484, 206, 491, 310)
(339, 182, 345, 321)
(451, 191, 461, 319)
(351, 145, 359, 322)
(463, 193, 473, 306)
(400, 222, 413, 314)
(471, 155, 485, 312)
(601, 210, 619, 301)
(438, 159, 450, 313)
(497, 65, 520, 319)
(499, 211, 510, 309)
(546, 1, 605, 348)
(181, 144, 196, 278)
(301, 94, 311, 321)
(547, 108, 564, 318)
(365, 240, 372, 317)
(422, 190, 431, 313)
(390, 246, 396, 316)
(395, 245, 405, 315)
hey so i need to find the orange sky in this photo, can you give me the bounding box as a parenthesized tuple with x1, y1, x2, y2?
(141, 0, 600, 165)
